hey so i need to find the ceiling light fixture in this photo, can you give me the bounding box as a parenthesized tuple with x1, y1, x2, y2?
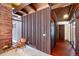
(63, 14, 69, 19)
(12, 3, 21, 8)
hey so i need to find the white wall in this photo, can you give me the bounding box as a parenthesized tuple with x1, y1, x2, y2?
(65, 24, 70, 42)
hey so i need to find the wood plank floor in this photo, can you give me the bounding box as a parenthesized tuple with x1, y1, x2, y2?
(51, 40, 76, 56)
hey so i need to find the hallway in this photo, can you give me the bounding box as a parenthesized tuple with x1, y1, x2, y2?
(51, 40, 76, 56)
(0, 3, 79, 56)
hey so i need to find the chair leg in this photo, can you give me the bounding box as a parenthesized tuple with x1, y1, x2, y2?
(22, 46, 26, 51)
(15, 48, 17, 52)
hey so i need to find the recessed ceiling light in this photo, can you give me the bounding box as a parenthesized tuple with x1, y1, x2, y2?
(12, 3, 21, 8)
(63, 14, 69, 19)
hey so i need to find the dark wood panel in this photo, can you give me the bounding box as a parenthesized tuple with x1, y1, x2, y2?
(40, 10, 43, 51)
(22, 7, 51, 54)
(74, 8, 79, 53)
(36, 11, 41, 50)
(27, 14, 32, 44)
(22, 16, 25, 38)
(75, 19, 79, 53)
(33, 13, 36, 46)
(46, 8, 51, 54)
(43, 9, 47, 53)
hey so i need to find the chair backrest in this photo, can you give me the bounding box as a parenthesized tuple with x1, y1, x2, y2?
(15, 38, 27, 48)
(20, 38, 26, 43)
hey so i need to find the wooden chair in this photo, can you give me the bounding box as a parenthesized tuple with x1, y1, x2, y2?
(14, 38, 27, 51)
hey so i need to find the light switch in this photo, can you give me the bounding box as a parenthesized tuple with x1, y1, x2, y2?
(43, 34, 46, 36)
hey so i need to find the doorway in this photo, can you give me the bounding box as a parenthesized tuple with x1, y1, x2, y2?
(59, 25, 65, 41)
(57, 21, 70, 41)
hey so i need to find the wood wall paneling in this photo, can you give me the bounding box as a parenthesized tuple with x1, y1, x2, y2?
(0, 4, 12, 50)
(75, 8, 79, 53)
(22, 16, 24, 37)
(75, 19, 79, 53)
(36, 11, 41, 50)
(27, 14, 32, 45)
(46, 8, 51, 53)
(22, 7, 51, 54)
(33, 13, 36, 46)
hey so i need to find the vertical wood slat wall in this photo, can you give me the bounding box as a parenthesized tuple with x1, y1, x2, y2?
(0, 4, 12, 50)
(75, 19, 79, 53)
(75, 8, 79, 53)
(22, 7, 51, 54)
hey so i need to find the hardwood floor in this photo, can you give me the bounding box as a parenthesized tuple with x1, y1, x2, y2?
(76, 53, 79, 56)
(51, 40, 76, 56)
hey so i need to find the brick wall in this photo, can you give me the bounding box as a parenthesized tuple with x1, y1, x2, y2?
(0, 4, 12, 50)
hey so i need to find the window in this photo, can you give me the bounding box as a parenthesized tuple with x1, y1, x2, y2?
(12, 14, 22, 43)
